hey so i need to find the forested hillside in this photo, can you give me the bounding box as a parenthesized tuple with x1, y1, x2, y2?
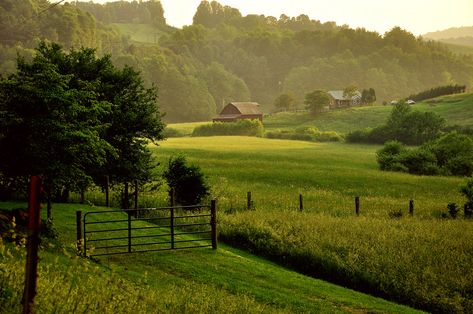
(1, 0, 473, 122)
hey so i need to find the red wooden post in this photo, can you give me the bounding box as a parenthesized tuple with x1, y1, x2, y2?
(23, 176, 42, 314)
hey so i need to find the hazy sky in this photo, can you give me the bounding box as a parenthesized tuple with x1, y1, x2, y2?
(90, 0, 473, 35)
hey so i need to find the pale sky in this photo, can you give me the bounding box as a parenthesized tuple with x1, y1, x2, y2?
(90, 0, 473, 35)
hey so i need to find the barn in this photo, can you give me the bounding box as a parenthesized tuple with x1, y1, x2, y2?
(213, 102, 263, 122)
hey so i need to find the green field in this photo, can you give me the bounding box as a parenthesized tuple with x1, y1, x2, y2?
(167, 93, 473, 135)
(150, 136, 473, 312)
(0, 202, 418, 313)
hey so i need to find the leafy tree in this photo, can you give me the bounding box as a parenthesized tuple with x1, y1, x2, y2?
(361, 88, 376, 104)
(273, 93, 295, 111)
(163, 155, 210, 206)
(343, 85, 358, 99)
(304, 90, 329, 115)
(0, 41, 165, 219)
(0, 42, 113, 218)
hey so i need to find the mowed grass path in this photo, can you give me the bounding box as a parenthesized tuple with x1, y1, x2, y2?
(153, 137, 464, 216)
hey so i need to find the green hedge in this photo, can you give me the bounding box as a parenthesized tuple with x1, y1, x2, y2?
(192, 119, 264, 137)
(266, 126, 343, 143)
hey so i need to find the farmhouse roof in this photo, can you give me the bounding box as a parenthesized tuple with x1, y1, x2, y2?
(328, 90, 361, 100)
(227, 102, 262, 115)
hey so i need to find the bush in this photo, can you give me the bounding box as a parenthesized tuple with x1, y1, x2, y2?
(376, 141, 407, 171)
(398, 148, 439, 175)
(314, 131, 344, 142)
(377, 133, 473, 177)
(162, 127, 186, 138)
(163, 155, 210, 206)
(265, 128, 343, 143)
(428, 132, 473, 176)
(345, 129, 372, 143)
(460, 177, 473, 205)
(192, 119, 264, 137)
(347, 103, 445, 145)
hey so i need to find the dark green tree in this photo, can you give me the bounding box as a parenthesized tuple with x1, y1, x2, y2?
(163, 155, 210, 206)
(273, 93, 296, 111)
(304, 90, 330, 115)
(0, 41, 165, 218)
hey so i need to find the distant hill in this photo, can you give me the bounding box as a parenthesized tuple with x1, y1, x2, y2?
(424, 26, 473, 40)
(424, 26, 473, 52)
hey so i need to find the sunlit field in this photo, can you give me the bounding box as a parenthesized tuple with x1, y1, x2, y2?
(151, 136, 473, 313)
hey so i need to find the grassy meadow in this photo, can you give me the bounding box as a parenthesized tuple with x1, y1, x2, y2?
(150, 136, 473, 313)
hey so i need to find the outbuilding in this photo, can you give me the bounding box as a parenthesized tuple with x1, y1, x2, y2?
(213, 102, 263, 122)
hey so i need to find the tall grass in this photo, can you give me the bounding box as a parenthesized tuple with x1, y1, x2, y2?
(0, 239, 277, 313)
(220, 211, 473, 313)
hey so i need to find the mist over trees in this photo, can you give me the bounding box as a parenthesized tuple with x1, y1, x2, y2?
(1, 0, 473, 122)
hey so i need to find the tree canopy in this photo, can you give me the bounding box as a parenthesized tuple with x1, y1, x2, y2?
(1, 0, 473, 122)
(0, 41, 164, 217)
(304, 90, 330, 115)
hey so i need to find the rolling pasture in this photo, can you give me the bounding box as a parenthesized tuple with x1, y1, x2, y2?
(264, 93, 473, 134)
(151, 136, 473, 313)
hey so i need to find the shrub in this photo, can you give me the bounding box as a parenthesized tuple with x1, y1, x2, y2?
(314, 131, 344, 142)
(347, 103, 445, 145)
(163, 155, 210, 206)
(428, 132, 473, 176)
(162, 127, 186, 138)
(376, 141, 407, 171)
(376, 132, 473, 177)
(460, 177, 473, 206)
(447, 203, 458, 218)
(345, 129, 372, 143)
(398, 148, 439, 175)
(192, 119, 264, 137)
(295, 126, 319, 135)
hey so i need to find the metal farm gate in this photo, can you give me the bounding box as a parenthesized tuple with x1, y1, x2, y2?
(76, 200, 217, 257)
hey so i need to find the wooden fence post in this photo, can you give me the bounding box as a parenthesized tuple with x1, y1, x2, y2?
(76, 211, 82, 256)
(105, 175, 110, 207)
(465, 203, 472, 219)
(247, 191, 252, 210)
(355, 196, 360, 216)
(409, 199, 414, 216)
(127, 211, 132, 253)
(170, 207, 175, 249)
(134, 180, 138, 210)
(23, 176, 42, 314)
(134, 180, 138, 218)
(211, 200, 217, 250)
(80, 190, 85, 204)
(299, 194, 303, 211)
(124, 182, 129, 210)
(170, 188, 175, 207)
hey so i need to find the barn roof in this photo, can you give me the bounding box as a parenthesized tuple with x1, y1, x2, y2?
(328, 90, 361, 100)
(227, 102, 262, 115)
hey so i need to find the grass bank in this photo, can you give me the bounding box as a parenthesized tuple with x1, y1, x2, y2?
(0, 202, 418, 313)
